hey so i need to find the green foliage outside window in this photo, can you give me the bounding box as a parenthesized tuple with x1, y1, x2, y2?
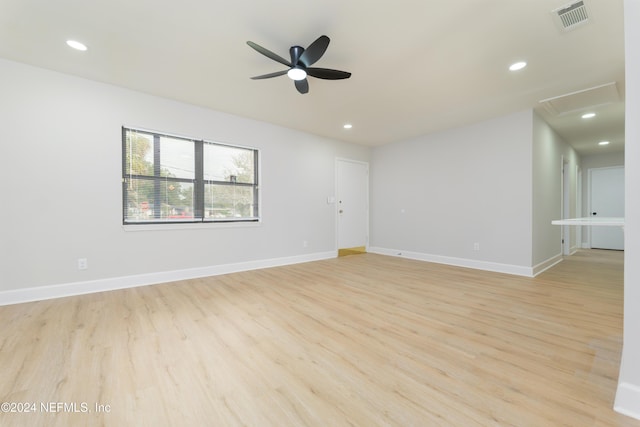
(122, 127, 259, 224)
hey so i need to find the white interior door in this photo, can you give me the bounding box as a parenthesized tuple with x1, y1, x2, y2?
(337, 159, 368, 250)
(590, 166, 624, 250)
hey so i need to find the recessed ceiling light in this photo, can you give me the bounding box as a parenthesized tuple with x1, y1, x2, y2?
(343, 124, 353, 129)
(509, 61, 527, 71)
(598, 141, 610, 146)
(582, 112, 596, 119)
(66, 40, 87, 51)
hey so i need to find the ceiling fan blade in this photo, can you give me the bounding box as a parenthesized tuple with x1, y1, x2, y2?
(250, 70, 288, 80)
(247, 41, 292, 67)
(306, 68, 351, 80)
(295, 78, 309, 94)
(299, 35, 330, 67)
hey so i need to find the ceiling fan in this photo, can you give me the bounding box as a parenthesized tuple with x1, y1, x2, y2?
(246, 35, 351, 94)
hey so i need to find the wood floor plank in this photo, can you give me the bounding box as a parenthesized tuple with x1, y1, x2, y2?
(0, 249, 638, 426)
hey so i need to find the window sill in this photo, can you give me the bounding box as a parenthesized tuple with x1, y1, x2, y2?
(123, 220, 261, 232)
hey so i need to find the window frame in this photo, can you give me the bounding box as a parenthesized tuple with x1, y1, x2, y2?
(122, 126, 260, 226)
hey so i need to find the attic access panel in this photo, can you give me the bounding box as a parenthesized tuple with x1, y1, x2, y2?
(538, 82, 620, 116)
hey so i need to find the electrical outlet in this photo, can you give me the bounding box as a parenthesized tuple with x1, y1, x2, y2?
(77, 258, 88, 270)
(303, 240, 308, 248)
(473, 243, 480, 251)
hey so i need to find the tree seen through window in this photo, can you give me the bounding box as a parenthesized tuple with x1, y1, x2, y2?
(123, 128, 259, 224)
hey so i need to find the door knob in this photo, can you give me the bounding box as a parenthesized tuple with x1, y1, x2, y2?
(339, 210, 343, 213)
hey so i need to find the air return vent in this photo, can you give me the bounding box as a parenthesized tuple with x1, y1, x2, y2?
(553, 1, 589, 31)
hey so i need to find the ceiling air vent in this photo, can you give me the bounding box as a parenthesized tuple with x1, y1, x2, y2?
(553, 0, 589, 31)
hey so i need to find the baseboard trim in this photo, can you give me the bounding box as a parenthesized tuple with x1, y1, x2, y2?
(615, 382, 640, 421)
(532, 254, 563, 276)
(0, 251, 336, 307)
(368, 247, 534, 277)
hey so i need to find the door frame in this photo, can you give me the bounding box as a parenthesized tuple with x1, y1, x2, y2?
(560, 157, 581, 255)
(335, 158, 369, 253)
(576, 166, 583, 248)
(562, 159, 571, 255)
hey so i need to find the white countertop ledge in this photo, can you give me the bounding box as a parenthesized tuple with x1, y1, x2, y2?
(551, 217, 625, 227)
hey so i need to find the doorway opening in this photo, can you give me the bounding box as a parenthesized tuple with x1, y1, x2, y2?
(336, 159, 369, 257)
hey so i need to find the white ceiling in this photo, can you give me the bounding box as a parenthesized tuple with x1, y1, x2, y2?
(0, 0, 625, 155)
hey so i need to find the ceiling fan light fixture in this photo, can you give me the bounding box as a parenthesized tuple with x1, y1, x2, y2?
(287, 67, 307, 81)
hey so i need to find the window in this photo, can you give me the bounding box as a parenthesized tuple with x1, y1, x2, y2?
(122, 127, 259, 224)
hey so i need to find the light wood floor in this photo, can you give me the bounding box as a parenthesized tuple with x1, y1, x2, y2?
(1, 250, 638, 426)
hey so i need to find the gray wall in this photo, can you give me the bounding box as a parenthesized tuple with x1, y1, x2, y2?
(532, 112, 580, 263)
(0, 58, 369, 293)
(369, 110, 534, 274)
(369, 109, 579, 276)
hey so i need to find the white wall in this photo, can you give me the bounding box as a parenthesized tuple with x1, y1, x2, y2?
(532, 112, 580, 263)
(615, 0, 640, 419)
(369, 110, 533, 275)
(0, 58, 369, 299)
(581, 151, 625, 170)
